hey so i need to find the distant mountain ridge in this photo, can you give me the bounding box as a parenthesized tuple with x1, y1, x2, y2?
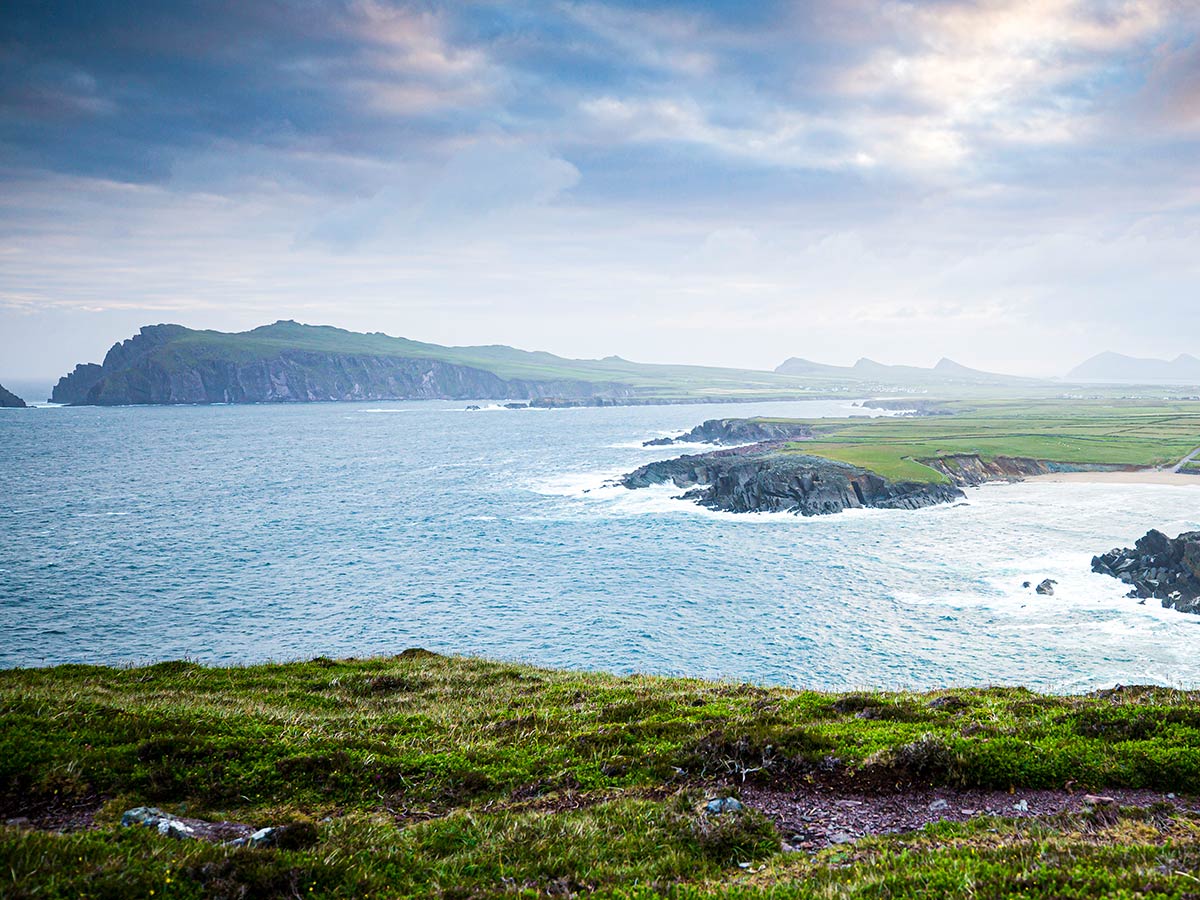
(1067, 352, 1200, 384)
(775, 355, 1030, 385)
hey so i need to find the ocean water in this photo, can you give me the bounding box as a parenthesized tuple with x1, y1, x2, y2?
(2, 398, 1199, 692)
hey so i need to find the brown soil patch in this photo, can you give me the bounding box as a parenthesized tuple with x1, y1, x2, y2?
(740, 783, 1195, 851)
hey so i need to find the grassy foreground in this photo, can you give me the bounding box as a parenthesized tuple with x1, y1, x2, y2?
(764, 399, 1200, 482)
(6, 653, 1200, 898)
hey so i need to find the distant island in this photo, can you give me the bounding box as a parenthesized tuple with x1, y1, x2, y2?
(49, 321, 829, 406)
(0, 383, 27, 408)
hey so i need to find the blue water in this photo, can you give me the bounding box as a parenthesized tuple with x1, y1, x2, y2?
(3, 399, 1200, 691)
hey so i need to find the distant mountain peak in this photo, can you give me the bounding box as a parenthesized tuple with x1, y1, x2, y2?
(933, 357, 971, 373)
(1067, 351, 1200, 384)
(774, 355, 1028, 384)
(852, 357, 884, 369)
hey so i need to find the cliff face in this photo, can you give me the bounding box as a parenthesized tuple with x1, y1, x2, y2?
(0, 383, 28, 408)
(621, 444, 964, 516)
(921, 455, 1130, 487)
(52, 326, 634, 405)
(643, 418, 815, 446)
(1092, 529, 1200, 614)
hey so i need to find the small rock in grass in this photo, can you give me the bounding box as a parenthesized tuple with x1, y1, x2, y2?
(121, 807, 195, 840)
(929, 799, 949, 812)
(829, 831, 854, 845)
(705, 797, 744, 815)
(1014, 800, 1029, 812)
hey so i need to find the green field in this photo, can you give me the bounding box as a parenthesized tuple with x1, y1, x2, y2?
(7, 654, 1200, 898)
(756, 400, 1200, 482)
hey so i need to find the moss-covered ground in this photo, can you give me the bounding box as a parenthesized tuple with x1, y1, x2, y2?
(6, 654, 1200, 897)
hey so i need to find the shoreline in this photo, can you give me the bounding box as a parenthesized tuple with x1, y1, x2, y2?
(1026, 470, 1200, 486)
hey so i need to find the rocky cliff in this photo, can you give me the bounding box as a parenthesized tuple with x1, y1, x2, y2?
(644, 418, 816, 447)
(1092, 529, 1200, 614)
(52, 325, 635, 406)
(917, 454, 1128, 486)
(621, 443, 965, 515)
(0, 383, 27, 408)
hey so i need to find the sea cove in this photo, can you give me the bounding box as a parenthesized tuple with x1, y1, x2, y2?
(3, 398, 1199, 692)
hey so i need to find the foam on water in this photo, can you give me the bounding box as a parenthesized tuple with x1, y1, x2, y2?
(3, 397, 1200, 691)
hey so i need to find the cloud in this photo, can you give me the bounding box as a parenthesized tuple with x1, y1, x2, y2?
(3, 0, 1200, 380)
(305, 137, 580, 249)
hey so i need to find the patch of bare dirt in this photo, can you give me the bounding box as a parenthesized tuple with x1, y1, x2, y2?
(1, 793, 107, 833)
(739, 783, 1196, 851)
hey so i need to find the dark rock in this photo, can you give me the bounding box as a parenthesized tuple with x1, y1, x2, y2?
(1093, 530, 1200, 614)
(1035, 579, 1057, 596)
(705, 797, 744, 815)
(465, 405, 482, 410)
(620, 443, 964, 516)
(121, 807, 196, 839)
(0, 383, 27, 408)
(643, 418, 815, 447)
(1022, 581, 1032, 589)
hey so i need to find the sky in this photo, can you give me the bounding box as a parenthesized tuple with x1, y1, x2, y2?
(1, 0, 1199, 382)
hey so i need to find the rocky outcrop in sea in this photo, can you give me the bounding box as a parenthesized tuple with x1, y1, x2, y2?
(52, 325, 635, 406)
(621, 443, 964, 515)
(643, 418, 815, 447)
(1092, 529, 1200, 613)
(0, 383, 27, 408)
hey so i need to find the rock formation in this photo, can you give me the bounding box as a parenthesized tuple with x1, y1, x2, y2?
(643, 418, 815, 447)
(620, 443, 964, 516)
(1092, 529, 1200, 613)
(0, 383, 27, 408)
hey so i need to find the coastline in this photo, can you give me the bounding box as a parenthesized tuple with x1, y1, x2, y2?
(1027, 470, 1200, 486)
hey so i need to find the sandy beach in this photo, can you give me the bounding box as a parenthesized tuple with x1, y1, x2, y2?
(1027, 470, 1200, 486)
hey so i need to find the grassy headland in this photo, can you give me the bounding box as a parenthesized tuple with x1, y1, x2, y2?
(765, 399, 1200, 482)
(6, 653, 1200, 897)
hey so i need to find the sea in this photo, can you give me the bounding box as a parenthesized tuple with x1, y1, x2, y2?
(2, 398, 1199, 692)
